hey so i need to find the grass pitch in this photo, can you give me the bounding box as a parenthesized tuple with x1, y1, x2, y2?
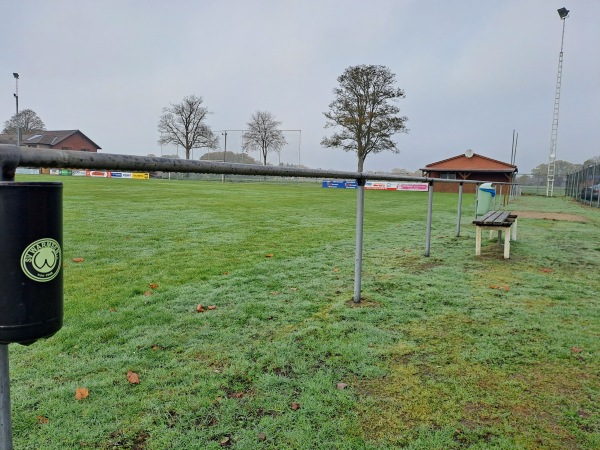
(7, 176, 600, 449)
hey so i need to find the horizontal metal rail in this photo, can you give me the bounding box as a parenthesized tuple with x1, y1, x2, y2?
(1, 145, 485, 185)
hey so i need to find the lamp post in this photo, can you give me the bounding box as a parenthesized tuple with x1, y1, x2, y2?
(221, 131, 227, 183)
(546, 8, 569, 197)
(13, 73, 19, 147)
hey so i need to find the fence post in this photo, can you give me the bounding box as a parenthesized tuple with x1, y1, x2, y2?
(0, 345, 12, 450)
(353, 178, 365, 303)
(456, 182, 463, 237)
(424, 181, 434, 257)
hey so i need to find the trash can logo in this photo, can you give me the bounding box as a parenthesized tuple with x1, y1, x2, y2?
(20, 238, 62, 282)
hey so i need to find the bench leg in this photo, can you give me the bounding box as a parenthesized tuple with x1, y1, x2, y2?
(497, 230, 502, 248)
(504, 227, 511, 258)
(511, 219, 517, 241)
(476, 226, 482, 255)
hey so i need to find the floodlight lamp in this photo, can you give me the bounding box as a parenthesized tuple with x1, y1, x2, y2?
(557, 8, 569, 19)
(13, 73, 19, 79)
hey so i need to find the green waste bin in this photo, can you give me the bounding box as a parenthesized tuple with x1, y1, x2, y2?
(476, 183, 496, 216)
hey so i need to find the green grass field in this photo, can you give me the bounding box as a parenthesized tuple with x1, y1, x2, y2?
(6, 176, 600, 449)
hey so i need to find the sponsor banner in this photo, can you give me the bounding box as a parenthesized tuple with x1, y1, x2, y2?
(16, 168, 40, 175)
(86, 170, 109, 177)
(322, 180, 357, 189)
(60, 169, 72, 176)
(365, 181, 429, 191)
(396, 182, 429, 191)
(132, 173, 149, 180)
(72, 170, 87, 176)
(110, 172, 134, 179)
(49, 169, 60, 175)
(365, 181, 392, 190)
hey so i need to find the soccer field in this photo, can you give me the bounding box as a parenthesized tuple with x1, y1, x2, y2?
(7, 176, 600, 449)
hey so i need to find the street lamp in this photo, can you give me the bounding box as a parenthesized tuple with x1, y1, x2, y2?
(221, 131, 227, 183)
(545, 7, 570, 197)
(13, 73, 19, 147)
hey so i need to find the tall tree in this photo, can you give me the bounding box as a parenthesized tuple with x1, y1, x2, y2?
(321, 65, 409, 172)
(157, 95, 218, 160)
(242, 111, 287, 165)
(2, 109, 46, 134)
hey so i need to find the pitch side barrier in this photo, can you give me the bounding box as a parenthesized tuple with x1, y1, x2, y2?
(0, 144, 519, 305)
(0, 145, 521, 447)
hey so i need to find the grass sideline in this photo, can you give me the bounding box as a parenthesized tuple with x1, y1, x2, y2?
(7, 176, 600, 449)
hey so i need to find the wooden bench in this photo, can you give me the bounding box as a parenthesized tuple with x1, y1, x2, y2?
(472, 211, 518, 259)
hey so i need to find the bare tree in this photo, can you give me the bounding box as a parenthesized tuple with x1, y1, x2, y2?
(157, 95, 218, 160)
(583, 156, 600, 166)
(242, 111, 287, 165)
(322, 65, 409, 172)
(2, 109, 46, 134)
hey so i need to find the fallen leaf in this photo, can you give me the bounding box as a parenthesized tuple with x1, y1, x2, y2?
(151, 345, 159, 351)
(265, 254, 274, 258)
(109, 308, 117, 312)
(291, 402, 300, 410)
(489, 285, 510, 291)
(127, 371, 140, 384)
(220, 436, 231, 447)
(258, 432, 267, 442)
(270, 291, 280, 295)
(207, 305, 217, 310)
(230, 392, 245, 399)
(570, 347, 583, 353)
(223, 272, 229, 275)
(37, 416, 49, 424)
(75, 388, 89, 400)
(540, 268, 553, 273)
(337, 382, 348, 390)
(72, 258, 84, 263)
(144, 290, 152, 296)
(290, 287, 298, 291)
(333, 267, 340, 272)
(196, 304, 205, 313)
(149, 283, 159, 289)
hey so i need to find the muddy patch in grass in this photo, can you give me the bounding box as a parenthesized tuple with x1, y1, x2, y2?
(512, 211, 588, 222)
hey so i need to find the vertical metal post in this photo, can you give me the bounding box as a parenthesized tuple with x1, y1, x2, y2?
(492, 184, 497, 210)
(0, 344, 12, 450)
(499, 184, 504, 207)
(589, 165, 596, 207)
(456, 182, 463, 237)
(424, 181, 433, 257)
(474, 183, 480, 219)
(353, 179, 365, 303)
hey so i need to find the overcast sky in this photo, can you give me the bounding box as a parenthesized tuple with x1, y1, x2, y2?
(1, 0, 598, 173)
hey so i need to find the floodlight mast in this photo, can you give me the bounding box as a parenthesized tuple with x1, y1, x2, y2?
(546, 8, 569, 197)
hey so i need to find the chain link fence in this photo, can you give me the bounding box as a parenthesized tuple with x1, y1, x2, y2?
(516, 173, 566, 196)
(566, 163, 600, 207)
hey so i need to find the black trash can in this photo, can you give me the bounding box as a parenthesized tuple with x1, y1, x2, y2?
(0, 182, 63, 345)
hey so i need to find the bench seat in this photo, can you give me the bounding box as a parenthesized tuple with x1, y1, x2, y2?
(473, 211, 518, 259)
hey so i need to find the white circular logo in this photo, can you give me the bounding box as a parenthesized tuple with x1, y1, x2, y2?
(20, 238, 62, 282)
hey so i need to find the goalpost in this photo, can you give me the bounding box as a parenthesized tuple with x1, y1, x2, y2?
(211, 130, 302, 167)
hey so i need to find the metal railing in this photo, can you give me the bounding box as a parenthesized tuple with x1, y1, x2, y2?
(565, 163, 600, 208)
(1, 145, 520, 303)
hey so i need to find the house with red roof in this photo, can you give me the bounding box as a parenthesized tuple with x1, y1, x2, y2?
(420, 150, 517, 193)
(0, 130, 101, 152)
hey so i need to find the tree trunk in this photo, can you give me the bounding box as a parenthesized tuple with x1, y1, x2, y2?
(357, 156, 365, 172)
